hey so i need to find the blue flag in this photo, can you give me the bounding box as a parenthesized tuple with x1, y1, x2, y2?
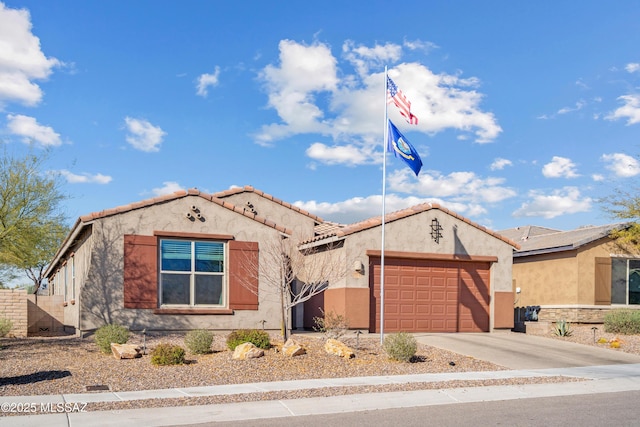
(387, 119, 422, 176)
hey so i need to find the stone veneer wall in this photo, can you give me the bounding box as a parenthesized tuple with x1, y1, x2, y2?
(537, 306, 640, 323)
(0, 289, 28, 338)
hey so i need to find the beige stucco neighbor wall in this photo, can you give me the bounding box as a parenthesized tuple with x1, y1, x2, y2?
(323, 209, 515, 331)
(0, 289, 28, 337)
(513, 238, 640, 308)
(75, 195, 311, 333)
(512, 251, 578, 306)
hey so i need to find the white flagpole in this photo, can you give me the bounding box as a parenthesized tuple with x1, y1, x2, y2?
(380, 66, 389, 345)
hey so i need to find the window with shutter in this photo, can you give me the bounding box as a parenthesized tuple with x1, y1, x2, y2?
(123, 235, 259, 311)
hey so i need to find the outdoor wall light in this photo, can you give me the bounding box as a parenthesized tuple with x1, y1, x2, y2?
(353, 260, 365, 275)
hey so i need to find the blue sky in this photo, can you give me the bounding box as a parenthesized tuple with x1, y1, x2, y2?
(2, 1, 640, 233)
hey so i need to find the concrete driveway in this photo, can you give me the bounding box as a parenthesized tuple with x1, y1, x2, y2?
(413, 331, 640, 369)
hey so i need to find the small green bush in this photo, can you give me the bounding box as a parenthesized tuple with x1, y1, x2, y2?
(604, 309, 640, 334)
(150, 343, 186, 365)
(226, 329, 271, 351)
(383, 332, 417, 362)
(94, 324, 130, 354)
(0, 317, 13, 337)
(185, 329, 214, 354)
(553, 319, 573, 337)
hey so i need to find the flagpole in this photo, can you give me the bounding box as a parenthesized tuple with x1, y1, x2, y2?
(380, 66, 389, 345)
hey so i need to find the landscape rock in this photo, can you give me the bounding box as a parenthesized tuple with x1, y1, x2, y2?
(111, 343, 142, 359)
(282, 338, 306, 357)
(324, 338, 355, 359)
(232, 342, 265, 360)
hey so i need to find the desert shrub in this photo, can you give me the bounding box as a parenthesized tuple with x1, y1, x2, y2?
(94, 324, 130, 354)
(313, 309, 349, 339)
(226, 329, 271, 350)
(185, 329, 214, 354)
(0, 317, 13, 338)
(150, 343, 186, 365)
(553, 320, 572, 337)
(383, 332, 417, 362)
(604, 309, 640, 334)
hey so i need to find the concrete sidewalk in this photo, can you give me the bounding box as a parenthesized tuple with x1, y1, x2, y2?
(4, 332, 640, 426)
(3, 363, 640, 426)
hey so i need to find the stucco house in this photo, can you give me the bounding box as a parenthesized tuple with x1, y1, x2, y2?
(44, 186, 518, 335)
(498, 223, 640, 323)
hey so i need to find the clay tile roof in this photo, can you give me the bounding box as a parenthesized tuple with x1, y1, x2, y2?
(77, 188, 292, 235)
(212, 185, 324, 223)
(300, 202, 520, 249)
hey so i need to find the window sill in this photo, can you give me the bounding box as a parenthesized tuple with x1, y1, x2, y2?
(153, 308, 234, 315)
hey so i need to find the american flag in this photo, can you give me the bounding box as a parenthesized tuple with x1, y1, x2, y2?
(387, 76, 418, 125)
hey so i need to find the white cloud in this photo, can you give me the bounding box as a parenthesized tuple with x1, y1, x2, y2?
(606, 94, 640, 125)
(592, 174, 604, 182)
(196, 66, 220, 97)
(257, 39, 338, 145)
(151, 181, 184, 196)
(625, 63, 640, 73)
(490, 158, 512, 170)
(6, 114, 62, 146)
(294, 193, 429, 224)
(557, 100, 586, 115)
(601, 153, 640, 177)
(0, 3, 61, 107)
(124, 117, 166, 152)
(388, 168, 516, 204)
(542, 156, 579, 178)
(295, 191, 492, 225)
(342, 40, 402, 76)
(513, 187, 592, 219)
(305, 142, 375, 166)
(58, 170, 112, 184)
(403, 39, 438, 53)
(255, 39, 502, 151)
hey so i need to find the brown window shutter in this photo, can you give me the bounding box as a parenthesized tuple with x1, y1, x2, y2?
(228, 240, 259, 310)
(123, 235, 158, 309)
(594, 257, 612, 305)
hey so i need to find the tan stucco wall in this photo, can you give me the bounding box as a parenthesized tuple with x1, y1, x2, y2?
(513, 238, 640, 308)
(328, 209, 515, 330)
(512, 251, 577, 306)
(216, 192, 318, 239)
(71, 195, 316, 332)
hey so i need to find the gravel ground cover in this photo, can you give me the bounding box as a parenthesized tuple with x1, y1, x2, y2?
(1, 324, 638, 414)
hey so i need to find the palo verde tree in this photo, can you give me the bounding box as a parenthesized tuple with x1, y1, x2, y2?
(601, 185, 640, 249)
(0, 150, 69, 292)
(236, 234, 347, 340)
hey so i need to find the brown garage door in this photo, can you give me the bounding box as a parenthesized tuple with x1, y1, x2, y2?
(369, 257, 490, 333)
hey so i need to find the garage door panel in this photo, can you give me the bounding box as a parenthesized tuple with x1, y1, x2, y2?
(416, 304, 430, 314)
(371, 257, 490, 333)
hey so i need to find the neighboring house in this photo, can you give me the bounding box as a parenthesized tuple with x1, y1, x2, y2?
(498, 223, 640, 323)
(44, 186, 518, 335)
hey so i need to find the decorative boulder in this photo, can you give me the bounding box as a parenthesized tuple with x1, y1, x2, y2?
(324, 338, 355, 359)
(282, 338, 306, 357)
(232, 342, 265, 360)
(111, 343, 142, 360)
